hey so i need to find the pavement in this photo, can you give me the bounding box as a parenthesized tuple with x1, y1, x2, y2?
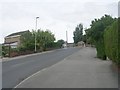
(16, 47, 118, 88)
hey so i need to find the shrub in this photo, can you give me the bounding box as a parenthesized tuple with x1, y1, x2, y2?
(104, 20, 119, 64)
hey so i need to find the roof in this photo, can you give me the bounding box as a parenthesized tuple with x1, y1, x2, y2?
(4, 41, 18, 46)
(4, 41, 18, 44)
(6, 30, 30, 37)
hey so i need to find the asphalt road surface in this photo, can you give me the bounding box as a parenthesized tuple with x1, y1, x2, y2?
(16, 47, 118, 88)
(2, 47, 80, 88)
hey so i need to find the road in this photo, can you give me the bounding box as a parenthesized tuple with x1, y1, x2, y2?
(16, 47, 118, 88)
(2, 47, 80, 88)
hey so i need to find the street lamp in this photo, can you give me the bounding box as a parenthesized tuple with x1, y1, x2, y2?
(35, 17, 39, 52)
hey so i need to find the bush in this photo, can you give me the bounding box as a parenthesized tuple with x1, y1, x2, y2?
(104, 20, 119, 64)
(118, 18, 120, 65)
(2, 51, 6, 57)
(95, 39, 106, 60)
(2, 46, 10, 57)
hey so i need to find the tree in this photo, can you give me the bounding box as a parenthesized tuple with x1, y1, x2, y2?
(20, 31, 35, 51)
(20, 29, 56, 52)
(36, 29, 55, 51)
(85, 28, 94, 44)
(87, 15, 115, 60)
(57, 39, 65, 48)
(73, 23, 83, 44)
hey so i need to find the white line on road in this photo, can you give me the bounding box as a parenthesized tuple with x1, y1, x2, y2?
(14, 67, 48, 88)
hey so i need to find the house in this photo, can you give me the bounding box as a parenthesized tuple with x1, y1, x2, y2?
(67, 43, 75, 47)
(62, 43, 75, 48)
(4, 30, 29, 48)
(78, 41, 85, 47)
(62, 43, 67, 48)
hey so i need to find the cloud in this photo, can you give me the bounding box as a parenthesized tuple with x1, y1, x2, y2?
(0, 0, 118, 43)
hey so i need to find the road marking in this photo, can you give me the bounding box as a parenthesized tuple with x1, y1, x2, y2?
(14, 60, 67, 88)
(14, 67, 48, 88)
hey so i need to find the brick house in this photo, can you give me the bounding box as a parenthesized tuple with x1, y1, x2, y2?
(4, 30, 29, 48)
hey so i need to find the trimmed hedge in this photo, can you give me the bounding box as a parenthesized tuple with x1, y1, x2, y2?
(119, 18, 120, 65)
(104, 20, 119, 64)
(96, 39, 106, 60)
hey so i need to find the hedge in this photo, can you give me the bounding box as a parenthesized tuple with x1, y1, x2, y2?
(104, 20, 119, 64)
(95, 39, 106, 60)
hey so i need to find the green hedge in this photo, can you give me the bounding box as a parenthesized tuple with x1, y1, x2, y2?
(95, 39, 106, 60)
(104, 20, 119, 64)
(118, 18, 120, 65)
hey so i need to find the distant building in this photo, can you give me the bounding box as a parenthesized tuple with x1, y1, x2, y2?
(62, 43, 67, 48)
(67, 43, 74, 47)
(62, 43, 74, 48)
(4, 30, 29, 48)
(77, 41, 85, 47)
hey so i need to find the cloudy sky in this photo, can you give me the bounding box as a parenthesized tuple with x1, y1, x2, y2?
(0, 0, 119, 43)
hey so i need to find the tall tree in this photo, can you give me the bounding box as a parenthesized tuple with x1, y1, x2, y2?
(36, 29, 55, 51)
(20, 29, 56, 51)
(87, 14, 115, 60)
(73, 23, 83, 44)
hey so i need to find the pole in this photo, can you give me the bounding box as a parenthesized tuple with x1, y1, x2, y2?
(35, 17, 39, 52)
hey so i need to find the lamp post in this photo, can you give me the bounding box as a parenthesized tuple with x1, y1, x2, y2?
(35, 17, 39, 52)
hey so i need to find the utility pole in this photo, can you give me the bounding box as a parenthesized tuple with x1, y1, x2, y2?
(35, 17, 39, 52)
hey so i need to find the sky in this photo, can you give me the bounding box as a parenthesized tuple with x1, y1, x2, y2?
(0, 0, 119, 43)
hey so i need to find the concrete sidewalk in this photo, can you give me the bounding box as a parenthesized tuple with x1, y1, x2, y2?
(16, 47, 118, 88)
